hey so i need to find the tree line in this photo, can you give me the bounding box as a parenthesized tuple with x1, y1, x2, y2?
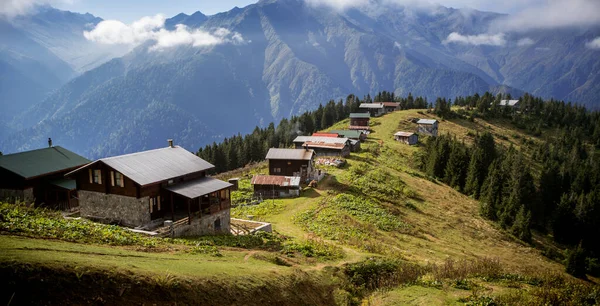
(197, 92, 427, 173)
(422, 92, 600, 278)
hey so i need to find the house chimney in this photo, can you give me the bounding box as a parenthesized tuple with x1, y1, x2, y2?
(168, 139, 174, 148)
(304, 144, 309, 151)
(48, 138, 52, 148)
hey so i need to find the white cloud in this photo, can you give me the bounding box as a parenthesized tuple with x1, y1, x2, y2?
(586, 37, 600, 50)
(444, 32, 506, 46)
(304, 0, 370, 10)
(516, 37, 534, 46)
(0, 0, 72, 18)
(490, 0, 600, 32)
(83, 14, 247, 51)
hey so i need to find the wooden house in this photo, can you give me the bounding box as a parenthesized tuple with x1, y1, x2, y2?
(251, 175, 301, 198)
(293, 136, 351, 157)
(65, 141, 232, 236)
(394, 132, 418, 145)
(359, 103, 385, 117)
(329, 129, 366, 141)
(312, 132, 361, 152)
(417, 119, 439, 137)
(349, 113, 371, 130)
(500, 100, 520, 107)
(265, 148, 315, 181)
(0, 143, 90, 210)
(382, 102, 400, 113)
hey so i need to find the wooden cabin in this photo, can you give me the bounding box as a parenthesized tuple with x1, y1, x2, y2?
(394, 132, 418, 145)
(265, 148, 315, 181)
(382, 102, 400, 113)
(251, 175, 301, 198)
(359, 103, 385, 117)
(349, 113, 371, 130)
(293, 136, 351, 157)
(66, 141, 232, 236)
(417, 119, 439, 137)
(0, 144, 90, 210)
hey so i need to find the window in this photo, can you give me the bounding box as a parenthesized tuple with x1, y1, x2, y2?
(149, 196, 160, 213)
(111, 171, 124, 187)
(273, 167, 281, 173)
(115, 172, 124, 187)
(89, 169, 102, 184)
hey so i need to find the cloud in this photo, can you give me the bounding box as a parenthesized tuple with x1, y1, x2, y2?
(83, 14, 247, 51)
(0, 0, 72, 18)
(586, 37, 600, 50)
(444, 32, 506, 46)
(490, 0, 600, 32)
(304, 0, 369, 10)
(516, 37, 534, 46)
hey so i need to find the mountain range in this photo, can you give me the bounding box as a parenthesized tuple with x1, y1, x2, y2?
(1, 0, 599, 158)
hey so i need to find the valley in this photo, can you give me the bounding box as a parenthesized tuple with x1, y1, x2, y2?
(2, 108, 597, 305)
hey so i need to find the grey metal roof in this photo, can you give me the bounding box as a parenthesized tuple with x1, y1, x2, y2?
(394, 131, 415, 137)
(349, 113, 371, 118)
(293, 136, 349, 144)
(0, 146, 90, 179)
(251, 175, 301, 187)
(359, 103, 384, 109)
(500, 100, 519, 106)
(417, 119, 438, 125)
(67, 146, 214, 186)
(265, 148, 314, 160)
(165, 177, 232, 199)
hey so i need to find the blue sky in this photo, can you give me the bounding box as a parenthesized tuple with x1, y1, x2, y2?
(54, 0, 256, 22)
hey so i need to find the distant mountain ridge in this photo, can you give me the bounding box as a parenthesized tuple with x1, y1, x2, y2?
(0, 6, 127, 122)
(1, 0, 598, 158)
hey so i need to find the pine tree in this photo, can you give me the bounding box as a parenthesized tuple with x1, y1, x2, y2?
(444, 140, 468, 190)
(566, 243, 587, 278)
(480, 159, 504, 220)
(511, 206, 532, 242)
(464, 149, 484, 198)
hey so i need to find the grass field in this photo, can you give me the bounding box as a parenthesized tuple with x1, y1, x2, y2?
(1, 109, 597, 305)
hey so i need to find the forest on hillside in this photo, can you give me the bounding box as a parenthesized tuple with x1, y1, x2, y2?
(196, 91, 427, 173)
(420, 92, 600, 278)
(198, 90, 600, 278)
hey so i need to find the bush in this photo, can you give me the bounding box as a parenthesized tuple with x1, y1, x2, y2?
(282, 239, 344, 260)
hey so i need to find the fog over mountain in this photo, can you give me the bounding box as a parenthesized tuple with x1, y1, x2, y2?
(1, 0, 599, 158)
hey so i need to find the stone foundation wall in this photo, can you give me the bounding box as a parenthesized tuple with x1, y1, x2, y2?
(79, 191, 150, 227)
(0, 188, 34, 205)
(174, 209, 231, 237)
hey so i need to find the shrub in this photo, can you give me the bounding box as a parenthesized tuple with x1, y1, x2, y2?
(282, 239, 344, 260)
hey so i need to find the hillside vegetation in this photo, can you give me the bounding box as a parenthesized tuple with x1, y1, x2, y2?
(3, 104, 599, 304)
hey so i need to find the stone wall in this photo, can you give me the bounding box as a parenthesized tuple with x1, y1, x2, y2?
(174, 209, 230, 237)
(79, 191, 150, 227)
(0, 188, 34, 205)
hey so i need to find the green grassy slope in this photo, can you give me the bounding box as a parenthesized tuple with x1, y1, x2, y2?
(1, 109, 597, 305)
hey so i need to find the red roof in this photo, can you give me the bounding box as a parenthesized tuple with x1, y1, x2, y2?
(312, 133, 339, 137)
(382, 102, 400, 107)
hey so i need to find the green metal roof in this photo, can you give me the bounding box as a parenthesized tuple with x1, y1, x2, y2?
(329, 130, 362, 138)
(349, 113, 370, 118)
(48, 178, 77, 190)
(0, 146, 90, 179)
